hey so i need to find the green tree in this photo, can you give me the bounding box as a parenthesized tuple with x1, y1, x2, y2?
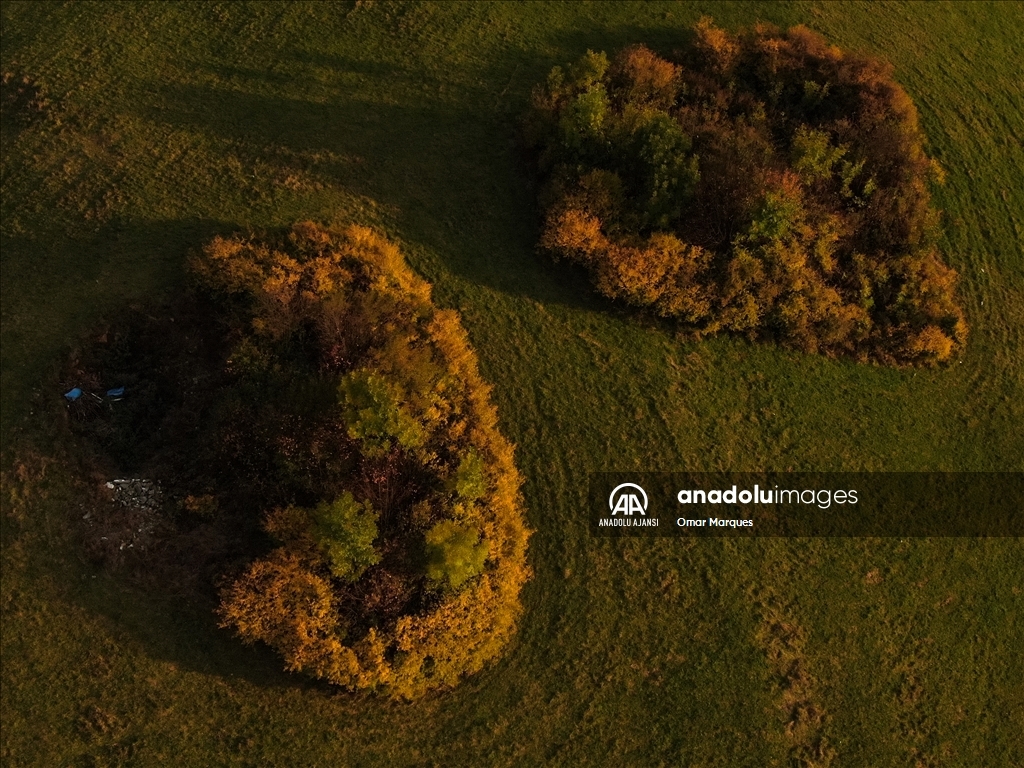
(311, 493, 380, 582)
(566, 49, 609, 91)
(630, 112, 698, 228)
(339, 370, 424, 452)
(425, 520, 489, 590)
(451, 448, 487, 501)
(559, 86, 610, 158)
(790, 126, 846, 183)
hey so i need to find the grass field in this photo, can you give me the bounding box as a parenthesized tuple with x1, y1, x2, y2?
(2, 1, 1022, 765)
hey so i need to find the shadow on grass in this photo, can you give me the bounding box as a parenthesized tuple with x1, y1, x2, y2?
(0, 218, 238, 445)
(2, 217, 349, 694)
(137, 56, 615, 313)
(128, 21, 756, 317)
(74, 567, 318, 694)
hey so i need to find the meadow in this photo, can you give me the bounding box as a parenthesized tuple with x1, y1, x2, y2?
(2, 1, 1022, 765)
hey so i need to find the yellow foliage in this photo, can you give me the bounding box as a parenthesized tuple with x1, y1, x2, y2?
(907, 325, 955, 363)
(218, 550, 343, 674)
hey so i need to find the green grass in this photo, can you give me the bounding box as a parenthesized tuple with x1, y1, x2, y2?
(2, 1, 1022, 765)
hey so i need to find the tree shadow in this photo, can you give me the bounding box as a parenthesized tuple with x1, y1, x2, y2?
(0, 216, 345, 694)
(127, 20, 771, 318)
(137, 51, 614, 313)
(1, 218, 237, 442)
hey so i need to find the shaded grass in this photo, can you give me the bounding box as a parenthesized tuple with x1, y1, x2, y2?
(2, 1, 1022, 765)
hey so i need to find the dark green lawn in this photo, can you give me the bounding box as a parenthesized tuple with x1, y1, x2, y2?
(2, 2, 1022, 765)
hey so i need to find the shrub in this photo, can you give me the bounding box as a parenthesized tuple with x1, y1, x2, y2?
(523, 20, 966, 365)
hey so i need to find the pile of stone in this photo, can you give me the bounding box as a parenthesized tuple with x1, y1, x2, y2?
(82, 478, 164, 553)
(106, 478, 162, 515)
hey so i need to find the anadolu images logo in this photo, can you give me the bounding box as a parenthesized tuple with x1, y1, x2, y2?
(598, 481, 658, 528)
(609, 483, 648, 516)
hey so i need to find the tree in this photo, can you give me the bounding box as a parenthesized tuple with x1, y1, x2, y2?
(451, 448, 488, 501)
(338, 369, 424, 453)
(310, 493, 380, 582)
(425, 520, 489, 590)
(790, 126, 846, 184)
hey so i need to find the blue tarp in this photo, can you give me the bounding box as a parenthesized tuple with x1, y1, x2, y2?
(64, 386, 126, 402)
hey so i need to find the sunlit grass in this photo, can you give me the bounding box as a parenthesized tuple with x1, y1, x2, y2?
(2, 1, 1021, 765)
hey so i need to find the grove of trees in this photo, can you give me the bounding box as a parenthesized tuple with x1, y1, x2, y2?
(523, 19, 966, 365)
(191, 223, 532, 699)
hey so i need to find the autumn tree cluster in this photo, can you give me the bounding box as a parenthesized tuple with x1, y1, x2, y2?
(195, 223, 531, 699)
(523, 19, 966, 364)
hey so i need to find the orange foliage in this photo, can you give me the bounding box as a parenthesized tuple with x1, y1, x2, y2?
(219, 550, 344, 675)
(609, 45, 680, 108)
(906, 325, 955, 363)
(694, 16, 740, 74)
